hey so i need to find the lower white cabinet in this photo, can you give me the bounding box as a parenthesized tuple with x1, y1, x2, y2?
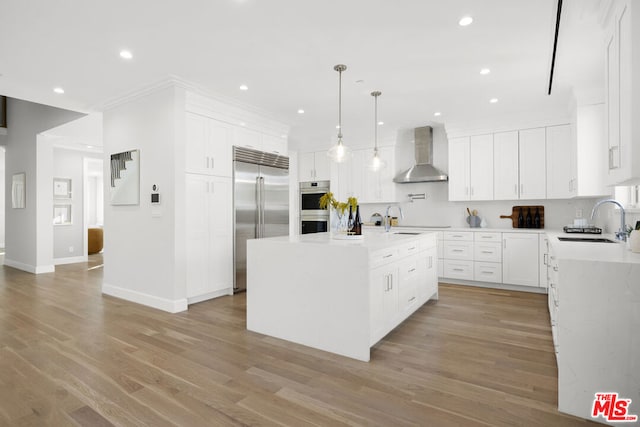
(370, 263, 399, 342)
(539, 234, 549, 288)
(186, 174, 233, 303)
(443, 259, 474, 280)
(502, 232, 539, 286)
(474, 262, 503, 283)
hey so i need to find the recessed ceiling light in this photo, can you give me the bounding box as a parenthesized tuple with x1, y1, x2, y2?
(53, 87, 65, 94)
(378, 121, 384, 125)
(239, 84, 248, 91)
(336, 125, 340, 129)
(490, 98, 499, 103)
(86, 145, 94, 149)
(480, 68, 491, 75)
(297, 109, 305, 114)
(434, 112, 442, 117)
(119, 50, 133, 60)
(458, 16, 473, 26)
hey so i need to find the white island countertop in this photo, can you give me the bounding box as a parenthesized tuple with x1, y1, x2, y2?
(246, 231, 439, 361)
(546, 231, 640, 264)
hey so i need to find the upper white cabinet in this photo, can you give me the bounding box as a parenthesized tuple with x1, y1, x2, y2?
(518, 128, 546, 199)
(604, 0, 640, 185)
(572, 104, 608, 197)
(546, 125, 573, 199)
(299, 151, 330, 181)
(492, 128, 546, 200)
(330, 146, 396, 204)
(493, 131, 520, 200)
(448, 135, 493, 201)
(186, 112, 233, 177)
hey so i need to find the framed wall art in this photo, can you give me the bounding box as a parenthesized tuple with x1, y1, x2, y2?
(110, 149, 140, 205)
(11, 172, 25, 209)
(53, 178, 72, 199)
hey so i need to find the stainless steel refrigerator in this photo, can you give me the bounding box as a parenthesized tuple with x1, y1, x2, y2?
(233, 146, 289, 293)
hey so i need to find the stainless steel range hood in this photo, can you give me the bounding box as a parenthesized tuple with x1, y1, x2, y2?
(394, 126, 448, 183)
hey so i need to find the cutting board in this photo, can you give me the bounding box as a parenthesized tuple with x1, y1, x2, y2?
(500, 206, 544, 229)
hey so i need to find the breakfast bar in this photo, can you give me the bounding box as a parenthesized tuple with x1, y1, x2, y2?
(246, 231, 438, 361)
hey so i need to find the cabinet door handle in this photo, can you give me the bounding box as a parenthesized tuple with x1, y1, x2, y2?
(481, 236, 492, 239)
(389, 275, 393, 290)
(383, 253, 394, 259)
(408, 246, 416, 251)
(408, 268, 416, 273)
(515, 184, 518, 195)
(481, 250, 493, 254)
(453, 268, 464, 272)
(553, 266, 558, 272)
(452, 235, 463, 238)
(481, 270, 493, 274)
(470, 187, 474, 196)
(452, 249, 464, 252)
(210, 157, 214, 169)
(543, 253, 548, 265)
(408, 296, 416, 303)
(465, 186, 469, 196)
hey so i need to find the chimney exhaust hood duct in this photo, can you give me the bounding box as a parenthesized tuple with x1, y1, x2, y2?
(394, 126, 448, 183)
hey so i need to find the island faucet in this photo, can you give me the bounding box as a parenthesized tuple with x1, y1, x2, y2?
(590, 199, 627, 241)
(385, 205, 404, 232)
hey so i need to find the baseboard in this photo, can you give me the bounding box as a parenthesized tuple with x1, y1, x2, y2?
(3, 258, 55, 274)
(102, 283, 188, 313)
(54, 255, 88, 265)
(438, 277, 548, 294)
(187, 287, 233, 305)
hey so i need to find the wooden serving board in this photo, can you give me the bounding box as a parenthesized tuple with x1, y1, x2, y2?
(500, 206, 545, 229)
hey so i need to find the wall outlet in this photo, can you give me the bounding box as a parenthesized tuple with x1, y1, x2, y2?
(68, 246, 74, 253)
(575, 209, 583, 218)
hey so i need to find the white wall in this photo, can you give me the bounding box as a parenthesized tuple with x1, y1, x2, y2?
(102, 85, 186, 312)
(4, 98, 84, 273)
(0, 148, 5, 247)
(52, 147, 102, 261)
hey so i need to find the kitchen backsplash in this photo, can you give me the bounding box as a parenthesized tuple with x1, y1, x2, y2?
(358, 180, 610, 231)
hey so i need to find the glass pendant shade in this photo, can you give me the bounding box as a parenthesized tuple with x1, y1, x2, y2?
(328, 64, 351, 163)
(368, 91, 386, 171)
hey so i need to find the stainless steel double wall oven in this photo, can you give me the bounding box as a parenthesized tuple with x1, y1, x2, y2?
(299, 180, 330, 234)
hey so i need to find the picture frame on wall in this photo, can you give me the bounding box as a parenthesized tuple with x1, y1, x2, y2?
(110, 149, 140, 205)
(53, 204, 72, 225)
(11, 172, 26, 209)
(53, 178, 72, 199)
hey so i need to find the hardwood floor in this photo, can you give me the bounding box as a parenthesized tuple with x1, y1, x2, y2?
(0, 257, 596, 426)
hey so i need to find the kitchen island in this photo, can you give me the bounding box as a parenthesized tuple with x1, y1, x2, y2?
(246, 231, 438, 361)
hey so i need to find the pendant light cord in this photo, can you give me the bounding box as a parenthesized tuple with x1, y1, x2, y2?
(338, 68, 343, 140)
(374, 94, 378, 151)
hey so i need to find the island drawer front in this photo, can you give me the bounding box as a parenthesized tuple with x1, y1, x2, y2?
(443, 241, 473, 260)
(370, 247, 399, 267)
(474, 232, 501, 242)
(473, 262, 502, 283)
(443, 231, 473, 241)
(473, 242, 502, 262)
(443, 260, 473, 280)
(399, 241, 422, 257)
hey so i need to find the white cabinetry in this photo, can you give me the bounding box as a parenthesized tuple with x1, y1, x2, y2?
(299, 151, 330, 181)
(502, 232, 539, 287)
(518, 128, 546, 199)
(332, 146, 396, 204)
(492, 128, 546, 200)
(493, 131, 520, 200)
(539, 234, 549, 288)
(448, 135, 493, 201)
(546, 125, 573, 199)
(571, 104, 608, 197)
(186, 112, 233, 177)
(604, 0, 640, 185)
(370, 263, 399, 342)
(185, 175, 233, 302)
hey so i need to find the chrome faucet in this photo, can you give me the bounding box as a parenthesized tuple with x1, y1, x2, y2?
(590, 199, 627, 241)
(385, 205, 404, 232)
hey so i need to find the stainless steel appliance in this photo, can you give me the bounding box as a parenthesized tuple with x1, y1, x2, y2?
(233, 147, 289, 293)
(299, 181, 330, 234)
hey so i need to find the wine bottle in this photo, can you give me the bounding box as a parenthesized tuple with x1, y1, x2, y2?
(525, 208, 532, 228)
(517, 208, 524, 228)
(348, 205, 354, 235)
(534, 207, 541, 229)
(354, 205, 362, 236)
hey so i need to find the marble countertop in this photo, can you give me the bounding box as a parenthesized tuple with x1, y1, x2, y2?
(546, 231, 640, 264)
(364, 225, 548, 234)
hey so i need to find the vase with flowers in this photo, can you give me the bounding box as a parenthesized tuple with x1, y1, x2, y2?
(319, 192, 358, 237)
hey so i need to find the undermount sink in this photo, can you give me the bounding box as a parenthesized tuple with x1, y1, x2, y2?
(558, 237, 618, 243)
(393, 232, 422, 235)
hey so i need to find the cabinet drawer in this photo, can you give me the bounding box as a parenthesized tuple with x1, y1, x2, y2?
(370, 247, 399, 267)
(473, 242, 502, 262)
(443, 231, 473, 241)
(437, 260, 444, 277)
(399, 241, 421, 257)
(474, 262, 502, 283)
(443, 241, 473, 260)
(474, 232, 501, 242)
(443, 260, 474, 280)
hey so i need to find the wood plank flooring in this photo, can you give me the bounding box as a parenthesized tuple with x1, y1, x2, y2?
(0, 256, 596, 426)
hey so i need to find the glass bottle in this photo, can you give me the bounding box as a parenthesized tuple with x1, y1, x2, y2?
(517, 208, 524, 228)
(354, 205, 362, 235)
(348, 205, 354, 235)
(525, 208, 532, 228)
(534, 207, 541, 228)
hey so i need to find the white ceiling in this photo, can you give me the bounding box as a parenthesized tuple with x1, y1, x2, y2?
(0, 0, 604, 151)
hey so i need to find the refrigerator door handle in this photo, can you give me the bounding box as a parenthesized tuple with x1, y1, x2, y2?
(255, 176, 261, 238)
(259, 176, 266, 237)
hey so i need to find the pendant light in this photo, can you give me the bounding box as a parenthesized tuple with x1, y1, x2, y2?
(327, 64, 352, 163)
(368, 91, 386, 171)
